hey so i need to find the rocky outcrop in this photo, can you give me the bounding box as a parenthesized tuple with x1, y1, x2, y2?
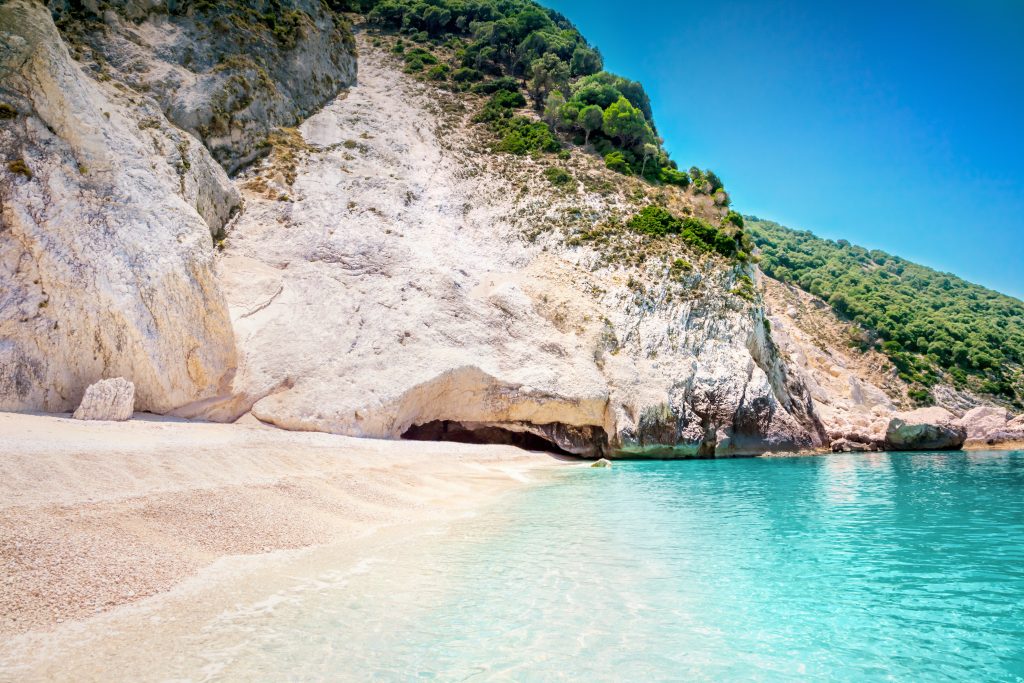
(958, 407, 1024, 447)
(72, 378, 135, 421)
(48, 0, 358, 173)
(959, 406, 1008, 441)
(761, 278, 904, 448)
(0, 0, 236, 413)
(205, 35, 827, 458)
(885, 407, 967, 451)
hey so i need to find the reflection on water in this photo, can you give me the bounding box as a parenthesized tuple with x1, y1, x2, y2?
(6, 451, 1024, 682)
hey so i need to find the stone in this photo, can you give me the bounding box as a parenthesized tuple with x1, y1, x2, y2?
(590, 459, 612, 468)
(884, 407, 967, 451)
(201, 36, 828, 458)
(831, 438, 873, 453)
(72, 378, 135, 421)
(46, 0, 358, 174)
(0, 1, 236, 414)
(958, 406, 1009, 443)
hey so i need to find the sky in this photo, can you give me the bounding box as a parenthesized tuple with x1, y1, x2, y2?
(541, 0, 1024, 299)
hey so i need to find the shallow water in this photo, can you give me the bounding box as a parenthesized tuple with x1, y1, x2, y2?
(19, 451, 1024, 682)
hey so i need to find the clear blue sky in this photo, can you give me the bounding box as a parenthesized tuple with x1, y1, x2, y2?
(541, 0, 1024, 299)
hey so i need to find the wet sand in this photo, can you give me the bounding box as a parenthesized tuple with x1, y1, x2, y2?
(0, 412, 566, 645)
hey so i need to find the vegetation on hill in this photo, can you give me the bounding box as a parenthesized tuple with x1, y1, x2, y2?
(747, 218, 1024, 407)
(341, 0, 727, 197)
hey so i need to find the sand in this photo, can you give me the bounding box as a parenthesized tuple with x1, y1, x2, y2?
(0, 411, 567, 640)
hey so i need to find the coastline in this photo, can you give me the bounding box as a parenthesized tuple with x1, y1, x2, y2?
(0, 412, 569, 640)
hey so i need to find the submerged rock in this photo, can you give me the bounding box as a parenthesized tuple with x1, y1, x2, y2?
(73, 378, 135, 421)
(884, 408, 966, 451)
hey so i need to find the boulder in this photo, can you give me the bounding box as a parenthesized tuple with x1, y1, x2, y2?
(72, 378, 135, 421)
(831, 438, 874, 453)
(958, 406, 1009, 442)
(1008, 415, 1024, 430)
(884, 407, 966, 451)
(590, 459, 612, 468)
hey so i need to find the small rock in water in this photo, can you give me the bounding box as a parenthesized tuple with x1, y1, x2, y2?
(591, 458, 612, 468)
(72, 378, 135, 421)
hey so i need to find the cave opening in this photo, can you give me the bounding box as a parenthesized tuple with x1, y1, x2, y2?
(401, 420, 577, 456)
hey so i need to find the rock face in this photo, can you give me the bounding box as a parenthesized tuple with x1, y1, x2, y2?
(72, 378, 135, 421)
(48, 0, 358, 174)
(205, 35, 827, 458)
(831, 438, 876, 453)
(0, 0, 359, 416)
(761, 278, 903, 450)
(885, 407, 967, 451)
(0, 0, 236, 413)
(957, 406, 1024, 447)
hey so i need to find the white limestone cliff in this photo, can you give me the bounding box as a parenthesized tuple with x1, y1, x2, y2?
(206, 35, 826, 457)
(0, 0, 236, 413)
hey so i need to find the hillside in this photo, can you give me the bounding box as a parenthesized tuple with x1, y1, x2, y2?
(2, 0, 1021, 458)
(748, 218, 1024, 409)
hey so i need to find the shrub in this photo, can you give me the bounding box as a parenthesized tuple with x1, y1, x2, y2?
(660, 167, 690, 187)
(731, 274, 756, 302)
(6, 158, 31, 179)
(403, 47, 438, 72)
(493, 117, 559, 155)
(471, 76, 518, 93)
(724, 210, 744, 229)
(473, 89, 526, 123)
(907, 388, 934, 405)
(604, 151, 631, 174)
(543, 167, 572, 186)
(670, 258, 692, 280)
(492, 89, 526, 109)
(453, 67, 484, 83)
(427, 64, 450, 80)
(627, 206, 740, 259)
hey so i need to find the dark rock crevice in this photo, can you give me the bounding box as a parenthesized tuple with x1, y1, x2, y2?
(401, 420, 607, 459)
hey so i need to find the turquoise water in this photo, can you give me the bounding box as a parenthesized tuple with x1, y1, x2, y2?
(193, 451, 1024, 681)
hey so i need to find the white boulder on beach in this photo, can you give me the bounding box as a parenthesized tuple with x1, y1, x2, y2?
(72, 378, 135, 422)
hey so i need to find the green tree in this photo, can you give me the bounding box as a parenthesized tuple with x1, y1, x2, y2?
(602, 96, 651, 149)
(543, 90, 566, 127)
(570, 45, 602, 76)
(527, 53, 570, 108)
(577, 104, 603, 145)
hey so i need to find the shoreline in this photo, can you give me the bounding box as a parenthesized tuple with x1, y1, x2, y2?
(0, 411, 569, 641)
(2, 412, 1019, 655)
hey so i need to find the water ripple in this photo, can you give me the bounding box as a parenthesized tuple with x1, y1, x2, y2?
(186, 451, 1024, 681)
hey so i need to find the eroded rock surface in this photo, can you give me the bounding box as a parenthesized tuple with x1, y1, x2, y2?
(958, 406, 1024, 447)
(209, 34, 827, 457)
(0, 0, 236, 413)
(885, 407, 967, 451)
(47, 0, 358, 173)
(73, 378, 135, 421)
